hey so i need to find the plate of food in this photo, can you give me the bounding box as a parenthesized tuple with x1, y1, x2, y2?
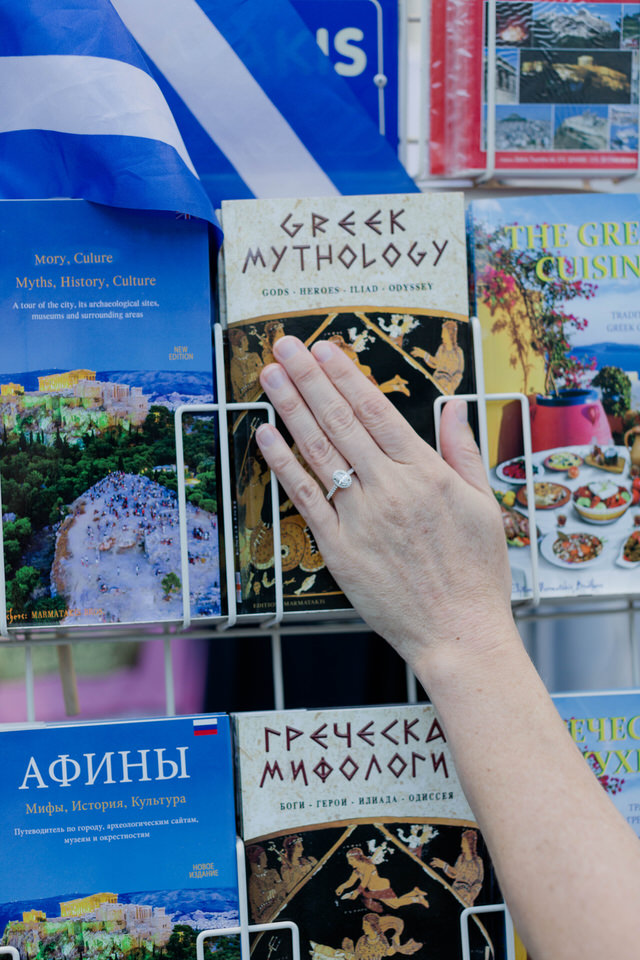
(584, 444, 626, 474)
(540, 530, 605, 568)
(543, 450, 584, 472)
(495, 456, 542, 485)
(617, 529, 640, 567)
(500, 503, 539, 548)
(572, 480, 632, 524)
(516, 482, 571, 510)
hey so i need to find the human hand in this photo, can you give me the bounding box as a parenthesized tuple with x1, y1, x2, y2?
(255, 336, 514, 679)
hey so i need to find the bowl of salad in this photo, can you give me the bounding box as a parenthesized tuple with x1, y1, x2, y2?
(572, 480, 632, 524)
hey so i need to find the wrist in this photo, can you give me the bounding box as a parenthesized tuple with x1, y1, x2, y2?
(410, 608, 523, 705)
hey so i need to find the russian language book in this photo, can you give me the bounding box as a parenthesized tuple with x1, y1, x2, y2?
(430, 0, 639, 177)
(467, 191, 640, 602)
(0, 713, 239, 959)
(219, 193, 473, 615)
(552, 688, 640, 835)
(508, 689, 640, 960)
(233, 704, 506, 960)
(0, 199, 222, 631)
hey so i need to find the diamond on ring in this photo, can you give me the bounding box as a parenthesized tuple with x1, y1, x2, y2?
(326, 467, 355, 501)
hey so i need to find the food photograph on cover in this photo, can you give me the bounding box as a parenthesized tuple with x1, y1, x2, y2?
(468, 190, 640, 601)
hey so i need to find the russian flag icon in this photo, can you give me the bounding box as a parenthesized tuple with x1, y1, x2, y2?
(193, 717, 218, 736)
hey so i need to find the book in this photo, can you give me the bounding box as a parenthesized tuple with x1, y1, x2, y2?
(219, 192, 473, 615)
(429, 0, 640, 177)
(0, 713, 239, 959)
(467, 191, 640, 602)
(506, 688, 640, 960)
(233, 704, 507, 960)
(553, 687, 640, 834)
(0, 199, 222, 631)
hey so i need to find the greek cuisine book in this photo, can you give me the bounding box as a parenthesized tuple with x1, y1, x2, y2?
(233, 704, 507, 960)
(552, 688, 640, 835)
(430, 0, 640, 176)
(467, 192, 640, 602)
(219, 193, 473, 615)
(506, 689, 640, 960)
(0, 199, 222, 631)
(0, 714, 239, 960)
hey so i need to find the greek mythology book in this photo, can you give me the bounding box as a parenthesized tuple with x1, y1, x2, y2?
(430, 0, 640, 177)
(219, 193, 473, 615)
(467, 192, 640, 602)
(0, 713, 239, 960)
(233, 704, 506, 960)
(0, 199, 222, 631)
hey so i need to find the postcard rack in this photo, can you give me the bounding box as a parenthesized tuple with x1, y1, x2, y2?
(0, 317, 634, 960)
(412, 0, 640, 191)
(3, 313, 640, 723)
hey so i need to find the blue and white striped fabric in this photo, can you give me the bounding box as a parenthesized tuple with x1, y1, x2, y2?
(0, 0, 216, 223)
(0, 0, 417, 225)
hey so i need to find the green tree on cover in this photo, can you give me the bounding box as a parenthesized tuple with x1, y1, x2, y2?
(161, 572, 182, 600)
(473, 220, 598, 396)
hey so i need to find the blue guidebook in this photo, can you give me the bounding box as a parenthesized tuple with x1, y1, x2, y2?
(0, 199, 221, 630)
(0, 714, 239, 959)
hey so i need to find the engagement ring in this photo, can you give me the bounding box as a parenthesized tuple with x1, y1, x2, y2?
(326, 467, 356, 501)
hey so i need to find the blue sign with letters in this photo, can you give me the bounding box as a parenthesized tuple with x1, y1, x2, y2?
(291, 0, 399, 148)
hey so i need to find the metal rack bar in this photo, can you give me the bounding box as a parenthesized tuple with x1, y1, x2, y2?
(164, 631, 176, 717)
(271, 630, 285, 710)
(433, 317, 541, 606)
(195, 837, 301, 960)
(405, 663, 418, 702)
(24, 644, 35, 723)
(478, 0, 497, 185)
(460, 903, 515, 960)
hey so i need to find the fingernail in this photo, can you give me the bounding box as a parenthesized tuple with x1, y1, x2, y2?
(256, 424, 277, 447)
(274, 336, 302, 360)
(312, 340, 335, 363)
(454, 399, 468, 423)
(261, 364, 286, 389)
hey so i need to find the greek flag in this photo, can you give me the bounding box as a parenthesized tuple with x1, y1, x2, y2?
(0, 0, 417, 227)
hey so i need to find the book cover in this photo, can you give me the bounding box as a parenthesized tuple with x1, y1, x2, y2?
(0, 713, 239, 959)
(0, 199, 222, 630)
(430, 0, 640, 176)
(233, 704, 507, 960)
(219, 193, 473, 615)
(505, 689, 640, 959)
(467, 191, 640, 602)
(553, 687, 640, 834)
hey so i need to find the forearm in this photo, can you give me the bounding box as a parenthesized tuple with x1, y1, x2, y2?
(418, 625, 640, 960)
(254, 337, 640, 959)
